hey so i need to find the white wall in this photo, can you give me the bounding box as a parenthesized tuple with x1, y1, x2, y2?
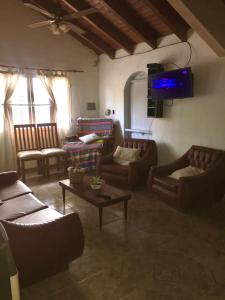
(0, 0, 99, 127)
(99, 32, 225, 164)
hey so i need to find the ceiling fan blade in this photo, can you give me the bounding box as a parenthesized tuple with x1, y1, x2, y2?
(66, 23, 85, 35)
(63, 7, 98, 21)
(24, 3, 54, 19)
(27, 20, 54, 29)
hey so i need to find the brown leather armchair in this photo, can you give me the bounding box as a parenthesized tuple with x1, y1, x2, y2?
(148, 145, 225, 212)
(97, 138, 157, 189)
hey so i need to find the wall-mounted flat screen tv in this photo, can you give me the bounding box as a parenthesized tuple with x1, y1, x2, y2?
(150, 67, 193, 101)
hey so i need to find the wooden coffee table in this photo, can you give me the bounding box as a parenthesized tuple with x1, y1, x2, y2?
(59, 178, 131, 230)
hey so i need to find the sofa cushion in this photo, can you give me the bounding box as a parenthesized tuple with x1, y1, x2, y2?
(168, 166, 204, 180)
(41, 148, 67, 157)
(0, 180, 32, 202)
(113, 159, 131, 166)
(0, 193, 47, 221)
(101, 172, 129, 188)
(17, 150, 43, 159)
(102, 163, 128, 176)
(13, 207, 62, 224)
(153, 176, 179, 192)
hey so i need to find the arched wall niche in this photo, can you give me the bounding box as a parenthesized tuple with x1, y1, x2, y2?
(124, 71, 149, 138)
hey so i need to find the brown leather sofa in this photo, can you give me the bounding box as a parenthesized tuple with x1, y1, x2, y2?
(0, 171, 84, 287)
(148, 145, 225, 212)
(97, 138, 157, 189)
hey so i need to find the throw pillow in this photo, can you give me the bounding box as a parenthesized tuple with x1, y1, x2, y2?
(169, 165, 205, 180)
(113, 146, 141, 164)
(79, 133, 101, 144)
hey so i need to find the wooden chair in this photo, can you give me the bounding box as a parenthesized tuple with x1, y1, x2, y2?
(14, 124, 44, 182)
(37, 123, 67, 176)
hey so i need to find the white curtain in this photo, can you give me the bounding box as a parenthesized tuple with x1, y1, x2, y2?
(38, 72, 71, 143)
(0, 73, 19, 171)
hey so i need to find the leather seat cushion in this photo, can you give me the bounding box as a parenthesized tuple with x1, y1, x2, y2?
(17, 150, 43, 159)
(0, 180, 32, 201)
(41, 148, 67, 157)
(153, 176, 179, 192)
(0, 193, 47, 221)
(101, 172, 128, 188)
(13, 207, 62, 224)
(101, 163, 128, 176)
(152, 184, 177, 200)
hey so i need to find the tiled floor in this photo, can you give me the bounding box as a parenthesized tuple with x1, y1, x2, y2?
(21, 173, 225, 300)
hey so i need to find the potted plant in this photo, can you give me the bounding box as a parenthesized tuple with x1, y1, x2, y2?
(90, 176, 103, 190)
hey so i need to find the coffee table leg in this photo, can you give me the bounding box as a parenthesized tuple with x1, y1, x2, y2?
(62, 187, 65, 213)
(99, 207, 103, 231)
(124, 200, 128, 222)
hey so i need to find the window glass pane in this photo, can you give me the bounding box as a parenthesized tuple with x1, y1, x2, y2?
(11, 76, 29, 124)
(34, 106, 51, 123)
(52, 77, 70, 129)
(32, 78, 51, 123)
(11, 76, 28, 105)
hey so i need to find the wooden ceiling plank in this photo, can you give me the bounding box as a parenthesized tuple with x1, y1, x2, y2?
(69, 31, 102, 55)
(82, 32, 115, 58)
(23, 0, 114, 57)
(61, 0, 135, 53)
(142, 0, 189, 41)
(101, 0, 157, 48)
(168, 0, 225, 56)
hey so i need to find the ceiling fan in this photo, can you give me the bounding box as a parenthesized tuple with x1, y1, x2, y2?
(24, 2, 98, 35)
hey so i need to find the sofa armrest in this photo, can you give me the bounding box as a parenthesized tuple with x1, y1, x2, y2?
(1, 212, 84, 286)
(0, 172, 18, 187)
(96, 153, 114, 176)
(128, 144, 157, 189)
(129, 157, 152, 176)
(151, 154, 189, 177)
(179, 159, 225, 210)
(98, 153, 114, 164)
(129, 160, 147, 188)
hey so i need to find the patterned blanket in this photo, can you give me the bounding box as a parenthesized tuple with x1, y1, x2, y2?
(63, 142, 102, 170)
(77, 118, 113, 137)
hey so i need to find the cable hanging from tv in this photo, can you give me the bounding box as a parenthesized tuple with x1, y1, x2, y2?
(114, 41, 193, 67)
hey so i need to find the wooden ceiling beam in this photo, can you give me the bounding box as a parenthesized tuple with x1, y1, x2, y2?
(61, 0, 135, 54)
(168, 0, 225, 56)
(101, 0, 157, 48)
(23, 0, 114, 57)
(142, 0, 189, 41)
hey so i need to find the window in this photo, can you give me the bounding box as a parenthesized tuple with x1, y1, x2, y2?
(10, 75, 53, 125)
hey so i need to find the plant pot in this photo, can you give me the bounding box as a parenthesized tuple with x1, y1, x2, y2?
(68, 167, 85, 184)
(90, 184, 102, 190)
